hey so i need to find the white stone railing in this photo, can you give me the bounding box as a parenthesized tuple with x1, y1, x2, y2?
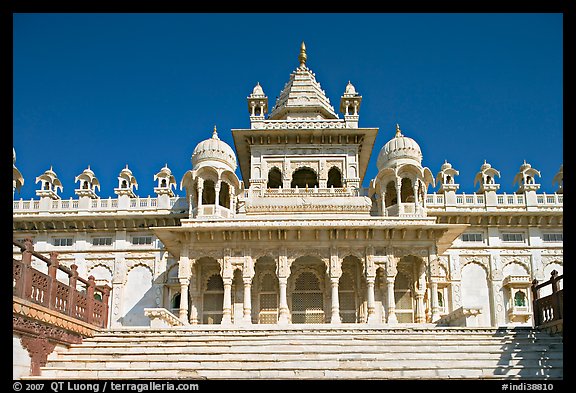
(144, 308, 184, 328)
(425, 192, 562, 209)
(13, 196, 189, 214)
(261, 119, 346, 130)
(263, 187, 357, 197)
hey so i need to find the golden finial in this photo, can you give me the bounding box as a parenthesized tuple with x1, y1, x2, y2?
(212, 125, 219, 140)
(299, 41, 307, 67)
(395, 123, 402, 137)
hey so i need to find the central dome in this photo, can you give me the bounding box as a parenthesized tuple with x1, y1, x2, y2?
(192, 126, 237, 171)
(377, 124, 423, 170)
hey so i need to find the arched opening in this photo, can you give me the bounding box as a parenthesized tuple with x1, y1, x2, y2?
(385, 181, 397, 207)
(267, 167, 282, 189)
(400, 178, 414, 203)
(202, 273, 224, 324)
(418, 180, 424, 204)
(171, 293, 181, 310)
(394, 271, 414, 323)
(526, 176, 533, 184)
(83, 181, 89, 190)
(219, 182, 231, 208)
(254, 257, 278, 324)
(291, 168, 318, 189)
(44, 182, 50, 190)
(446, 175, 452, 184)
(514, 291, 526, 307)
(327, 167, 343, 188)
(339, 256, 362, 323)
(161, 179, 167, 187)
(258, 272, 279, 324)
(202, 180, 216, 205)
(292, 271, 323, 323)
(486, 176, 492, 184)
(122, 180, 128, 188)
(437, 291, 444, 308)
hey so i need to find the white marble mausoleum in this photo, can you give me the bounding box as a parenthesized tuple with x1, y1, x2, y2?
(13, 43, 563, 331)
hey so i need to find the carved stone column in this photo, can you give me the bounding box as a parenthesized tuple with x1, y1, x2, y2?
(366, 276, 377, 324)
(277, 249, 290, 325)
(278, 277, 289, 325)
(386, 277, 398, 324)
(415, 262, 427, 323)
(222, 278, 233, 325)
(330, 278, 341, 324)
(243, 277, 253, 323)
(178, 278, 189, 324)
(430, 279, 441, 322)
(178, 245, 191, 325)
(329, 246, 342, 324)
(188, 266, 199, 325)
(396, 177, 404, 215)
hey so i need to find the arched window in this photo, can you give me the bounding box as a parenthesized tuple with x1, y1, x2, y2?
(44, 182, 50, 190)
(291, 168, 318, 188)
(267, 167, 282, 189)
(385, 181, 397, 207)
(394, 271, 414, 323)
(486, 176, 492, 184)
(292, 271, 323, 324)
(122, 180, 128, 188)
(219, 181, 230, 208)
(171, 293, 181, 309)
(526, 176, 533, 184)
(400, 178, 414, 203)
(339, 272, 356, 323)
(437, 291, 444, 308)
(514, 291, 526, 307)
(83, 181, 89, 189)
(446, 175, 452, 184)
(327, 167, 343, 188)
(203, 274, 224, 324)
(161, 179, 167, 187)
(258, 272, 279, 324)
(202, 180, 216, 204)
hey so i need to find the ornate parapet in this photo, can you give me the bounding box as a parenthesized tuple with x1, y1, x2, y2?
(435, 306, 483, 327)
(144, 308, 184, 328)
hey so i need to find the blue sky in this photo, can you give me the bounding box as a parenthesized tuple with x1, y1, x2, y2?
(13, 13, 563, 200)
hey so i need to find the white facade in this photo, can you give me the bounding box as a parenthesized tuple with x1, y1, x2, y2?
(13, 43, 563, 329)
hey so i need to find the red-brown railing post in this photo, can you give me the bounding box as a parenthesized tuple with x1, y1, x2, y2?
(86, 276, 95, 325)
(67, 264, 78, 319)
(550, 270, 562, 320)
(21, 238, 34, 265)
(531, 279, 540, 326)
(21, 239, 34, 301)
(101, 285, 111, 328)
(48, 252, 59, 311)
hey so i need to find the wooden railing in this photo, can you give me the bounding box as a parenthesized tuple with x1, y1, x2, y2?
(531, 270, 563, 331)
(13, 238, 111, 328)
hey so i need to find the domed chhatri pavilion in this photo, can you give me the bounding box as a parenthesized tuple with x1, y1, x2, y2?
(13, 43, 563, 379)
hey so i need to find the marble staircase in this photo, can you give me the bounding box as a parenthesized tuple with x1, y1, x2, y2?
(33, 325, 563, 380)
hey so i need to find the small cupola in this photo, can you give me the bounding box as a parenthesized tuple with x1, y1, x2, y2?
(114, 165, 138, 197)
(513, 160, 540, 193)
(154, 164, 176, 197)
(473, 160, 500, 193)
(75, 166, 100, 198)
(35, 166, 63, 200)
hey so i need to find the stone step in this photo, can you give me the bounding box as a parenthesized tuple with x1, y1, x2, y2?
(35, 365, 563, 380)
(45, 357, 564, 370)
(66, 339, 562, 350)
(52, 347, 563, 361)
(35, 327, 563, 380)
(84, 335, 557, 345)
